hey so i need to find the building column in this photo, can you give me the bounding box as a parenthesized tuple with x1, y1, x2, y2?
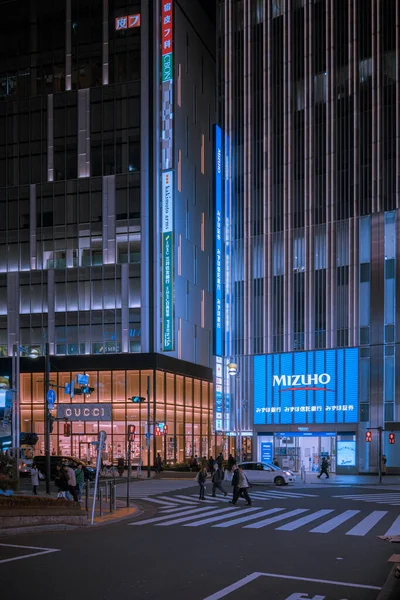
(78, 89, 91, 178)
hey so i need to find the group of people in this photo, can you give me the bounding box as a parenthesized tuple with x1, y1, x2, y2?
(30, 462, 84, 502)
(196, 453, 252, 506)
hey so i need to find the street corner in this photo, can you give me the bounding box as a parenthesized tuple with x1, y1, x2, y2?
(93, 504, 141, 525)
(0, 542, 60, 565)
(202, 572, 381, 600)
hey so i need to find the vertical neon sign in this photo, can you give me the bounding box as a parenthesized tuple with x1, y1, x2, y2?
(214, 125, 223, 431)
(224, 134, 231, 431)
(161, 1, 174, 350)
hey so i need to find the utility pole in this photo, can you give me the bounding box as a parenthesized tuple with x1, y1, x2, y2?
(147, 375, 151, 479)
(378, 426, 383, 484)
(44, 342, 51, 494)
(127, 439, 131, 507)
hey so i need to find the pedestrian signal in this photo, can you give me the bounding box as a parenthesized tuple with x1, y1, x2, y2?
(365, 431, 372, 442)
(131, 396, 146, 403)
(128, 424, 136, 442)
(389, 433, 395, 444)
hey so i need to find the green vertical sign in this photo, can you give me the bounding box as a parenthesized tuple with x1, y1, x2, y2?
(162, 53, 173, 83)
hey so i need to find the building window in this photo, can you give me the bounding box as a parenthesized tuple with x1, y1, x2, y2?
(178, 319, 182, 359)
(178, 149, 182, 192)
(177, 63, 182, 107)
(201, 290, 205, 328)
(201, 212, 205, 251)
(201, 133, 205, 174)
(178, 234, 182, 276)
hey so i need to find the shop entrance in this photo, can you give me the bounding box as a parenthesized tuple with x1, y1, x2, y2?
(274, 433, 336, 473)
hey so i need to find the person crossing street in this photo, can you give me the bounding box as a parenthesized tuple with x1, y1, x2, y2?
(317, 456, 330, 479)
(211, 463, 227, 498)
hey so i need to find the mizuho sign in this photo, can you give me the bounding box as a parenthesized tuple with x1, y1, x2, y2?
(273, 373, 331, 388)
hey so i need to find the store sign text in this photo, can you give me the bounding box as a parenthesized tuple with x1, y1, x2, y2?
(57, 403, 112, 422)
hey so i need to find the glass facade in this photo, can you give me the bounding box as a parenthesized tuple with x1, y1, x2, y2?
(217, 0, 400, 472)
(19, 368, 214, 465)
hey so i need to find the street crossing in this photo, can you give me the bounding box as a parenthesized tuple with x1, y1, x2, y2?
(333, 492, 400, 506)
(115, 480, 198, 498)
(129, 503, 400, 537)
(138, 489, 318, 506)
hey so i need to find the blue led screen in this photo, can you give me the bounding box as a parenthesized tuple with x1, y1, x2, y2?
(254, 349, 359, 425)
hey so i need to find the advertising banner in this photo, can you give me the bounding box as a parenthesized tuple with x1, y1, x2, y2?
(336, 440, 356, 467)
(254, 348, 359, 425)
(214, 124, 223, 357)
(0, 376, 12, 448)
(161, 1, 173, 82)
(162, 170, 174, 351)
(261, 441, 273, 463)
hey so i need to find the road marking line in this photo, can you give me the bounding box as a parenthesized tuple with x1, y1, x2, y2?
(129, 505, 214, 526)
(244, 508, 308, 530)
(213, 508, 285, 529)
(385, 515, 400, 536)
(310, 510, 360, 533)
(141, 497, 180, 507)
(202, 571, 381, 600)
(159, 506, 191, 514)
(155, 506, 237, 527)
(150, 496, 199, 506)
(276, 509, 334, 531)
(345, 511, 388, 536)
(0, 543, 60, 565)
(184, 507, 261, 527)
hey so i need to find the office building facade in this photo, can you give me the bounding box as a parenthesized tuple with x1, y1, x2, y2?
(0, 0, 217, 465)
(217, 0, 400, 473)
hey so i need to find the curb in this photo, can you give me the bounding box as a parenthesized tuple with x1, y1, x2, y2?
(0, 523, 79, 536)
(376, 564, 400, 600)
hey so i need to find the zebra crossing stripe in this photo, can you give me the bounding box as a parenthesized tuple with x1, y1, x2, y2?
(183, 507, 261, 527)
(244, 508, 308, 530)
(160, 506, 190, 514)
(253, 491, 318, 498)
(129, 506, 213, 526)
(334, 494, 400, 499)
(276, 509, 334, 531)
(152, 496, 199, 506)
(311, 510, 360, 533)
(155, 506, 238, 527)
(142, 498, 179, 507)
(384, 515, 400, 536)
(213, 507, 285, 529)
(345, 511, 388, 536)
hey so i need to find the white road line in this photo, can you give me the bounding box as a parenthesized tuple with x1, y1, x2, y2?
(244, 508, 308, 530)
(213, 508, 285, 529)
(151, 496, 199, 506)
(0, 543, 60, 565)
(310, 510, 360, 533)
(141, 497, 180, 507)
(159, 506, 191, 514)
(345, 511, 388, 536)
(155, 506, 238, 527)
(184, 507, 261, 527)
(334, 494, 400, 499)
(384, 515, 400, 536)
(129, 506, 213, 526)
(276, 509, 334, 531)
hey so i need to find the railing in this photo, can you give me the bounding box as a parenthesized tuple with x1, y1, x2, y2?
(84, 479, 117, 519)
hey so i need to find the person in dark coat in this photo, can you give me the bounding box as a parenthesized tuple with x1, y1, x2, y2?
(317, 457, 330, 479)
(211, 464, 227, 497)
(228, 454, 236, 470)
(197, 467, 208, 500)
(216, 453, 224, 469)
(208, 456, 215, 474)
(54, 464, 72, 500)
(230, 464, 241, 504)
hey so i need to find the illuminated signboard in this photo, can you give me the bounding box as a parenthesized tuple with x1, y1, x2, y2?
(161, 2, 173, 82)
(0, 376, 12, 447)
(215, 124, 223, 357)
(115, 14, 141, 30)
(337, 440, 356, 467)
(57, 403, 112, 422)
(162, 171, 174, 351)
(224, 135, 231, 431)
(254, 348, 359, 425)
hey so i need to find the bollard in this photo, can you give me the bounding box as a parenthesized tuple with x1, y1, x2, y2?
(105, 480, 109, 503)
(99, 488, 103, 516)
(109, 482, 113, 513)
(113, 484, 117, 511)
(85, 480, 89, 514)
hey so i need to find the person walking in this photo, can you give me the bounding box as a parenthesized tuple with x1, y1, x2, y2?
(230, 464, 241, 504)
(216, 452, 224, 469)
(75, 463, 85, 502)
(382, 455, 387, 476)
(228, 453, 236, 470)
(30, 462, 39, 495)
(55, 464, 71, 500)
(317, 457, 330, 479)
(211, 463, 227, 497)
(117, 456, 125, 477)
(208, 455, 215, 474)
(197, 467, 208, 500)
(237, 464, 252, 506)
(64, 464, 78, 501)
(155, 453, 162, 474)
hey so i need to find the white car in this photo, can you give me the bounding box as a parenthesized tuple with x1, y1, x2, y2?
(237, 461, 296, 486)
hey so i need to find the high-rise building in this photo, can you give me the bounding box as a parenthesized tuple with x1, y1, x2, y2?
(217, 0, 399, 473)
(0, 0, 217, 465)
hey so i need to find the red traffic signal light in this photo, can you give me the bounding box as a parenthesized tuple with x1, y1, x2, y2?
(64, 423, 71, 437)
(365, 431, 372, 442)
(164, 424, 168, 435)
(389, 433, 395, 445)
(128, 424, 136, 442)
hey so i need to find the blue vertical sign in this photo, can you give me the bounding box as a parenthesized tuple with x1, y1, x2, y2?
(215, 125, 223, 357)
(261, 442, 273, 463)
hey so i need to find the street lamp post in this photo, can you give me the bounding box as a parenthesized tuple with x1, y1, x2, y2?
(227, 362, 242, 462)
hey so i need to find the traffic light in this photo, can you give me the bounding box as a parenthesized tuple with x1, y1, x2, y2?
(82, 386, 95, 396)
(128, 424, 136, 442)
(389, 433, 395, 444)
(366, 431, 372, 442)
(74, 387, 83, 395)
(155, 425, 161, 436)
(131, 396, 146, 403)
(64, 422, 71, 437)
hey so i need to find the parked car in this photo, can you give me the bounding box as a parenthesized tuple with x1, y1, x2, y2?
(33, 456, 96, 481)
(237, 461, 296, 486)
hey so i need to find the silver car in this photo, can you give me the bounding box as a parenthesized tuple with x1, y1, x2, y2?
(237, 461, 296, 486)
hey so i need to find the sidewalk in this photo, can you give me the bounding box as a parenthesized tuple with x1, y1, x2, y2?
(295, 472, 400, 487)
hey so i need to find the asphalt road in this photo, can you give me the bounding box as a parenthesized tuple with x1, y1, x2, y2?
(1, 484, 398, 600)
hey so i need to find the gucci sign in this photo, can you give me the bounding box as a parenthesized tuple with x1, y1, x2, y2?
(57, 403, 112, 422)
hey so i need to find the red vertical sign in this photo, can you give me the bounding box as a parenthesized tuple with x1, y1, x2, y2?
(161, 1, 173, 56)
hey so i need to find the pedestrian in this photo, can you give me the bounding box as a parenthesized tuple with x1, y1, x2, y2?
(237, 464, 252, 506)
(189, 456, 195, 472)
(317, 457, 330, 479)
(208, 455, 215, 474)
(382, 455, 387, 476)
(117, 456, 125, 477)
(211, 463, 228, 498)
(30, 462, 39, 495)
(273, 457, 279, 467)
(216, 452, 224, 469)
(155, 453, 162, 474)
(64, 464, 78, 501)
(201, 455, 207, 469)
(194, 455, 199, 469)
(75, 463, 85, 502)
(55, 464, 72, 500)
(230, 464, 241, 504)
(228, 453, 236, 470)
(196, 467, 208, 500)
